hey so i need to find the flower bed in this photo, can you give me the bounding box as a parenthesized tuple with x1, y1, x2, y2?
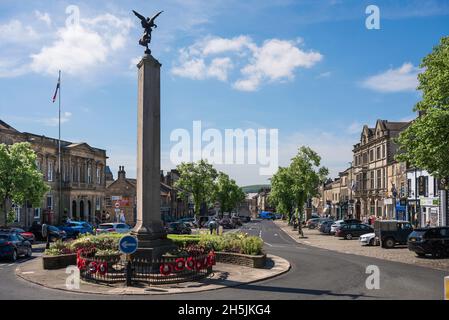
(43, 231, 265, 270)
(42, 253, 77, 270)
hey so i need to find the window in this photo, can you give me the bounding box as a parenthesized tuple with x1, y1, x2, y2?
(47, 160, 53, 182)
(88, 166, 92, 184)
(407, 179, 412, 197)
(382, 144, 386, 158)
(13, 205, 21, 223)
(47, 196, 53, 210)
(97, 167, 101, 184)
(36, 159, 41, 171)
(96, 197, 101, 211)
(376, 147, 381, 160)
(370, 171, 374, 189)
(377, 169, 381, 189)
(369, 150, 374, 162)
(34, 208, 41, 219)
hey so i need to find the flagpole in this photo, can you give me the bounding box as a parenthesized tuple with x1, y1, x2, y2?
(58, 70, 62, 225)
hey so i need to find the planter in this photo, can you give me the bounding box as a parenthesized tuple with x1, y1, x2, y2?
(215, 251, 266, 268)
(42, 253, 77, 270)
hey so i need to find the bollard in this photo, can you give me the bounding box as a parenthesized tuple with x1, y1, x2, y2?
(445, 276, 449, 300)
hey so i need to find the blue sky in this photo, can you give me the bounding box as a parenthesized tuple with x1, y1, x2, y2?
(0, 0, 448, 185)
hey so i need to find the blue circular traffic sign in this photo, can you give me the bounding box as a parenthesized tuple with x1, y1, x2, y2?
(119, 235, 138, 255)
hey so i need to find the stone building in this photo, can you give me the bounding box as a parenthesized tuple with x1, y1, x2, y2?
(0, 119, 107, 227)
(104, 167, 193, 226)
(352, 120, 410, 220)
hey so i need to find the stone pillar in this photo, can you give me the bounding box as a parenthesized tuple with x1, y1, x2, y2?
(131, 54, 174, 259)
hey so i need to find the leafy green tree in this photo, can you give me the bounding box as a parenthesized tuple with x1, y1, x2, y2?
(175, 159, 218, 217)
(289, 147, 328, 221)
(214, 172, 246, 215)
(0, 142, 49, 226)
(396, 36, 449, 181)
(268, 166, 295, 221)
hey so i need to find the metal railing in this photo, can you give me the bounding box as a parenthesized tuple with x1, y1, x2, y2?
(78, 252, 215, 286)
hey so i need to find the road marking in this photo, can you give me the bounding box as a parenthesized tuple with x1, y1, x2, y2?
(265, 242, 273, 247)
(21, 271, 35, 275)
(274, 233, 278, 236)
(304, 241, 311, 244)
(259, 230, 262, 238)
(8, 263, 15, 266)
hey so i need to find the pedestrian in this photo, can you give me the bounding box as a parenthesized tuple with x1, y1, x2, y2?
(426, 221, 431, 228)
(297, 219, 304, 238)
(42, 223, 50, 249)
(209, 219, 217, 235)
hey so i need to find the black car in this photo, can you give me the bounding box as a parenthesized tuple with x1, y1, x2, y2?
(0, 232, 32, 261)
(165, 222, 192, 235)
(374, 220, 414, 248)
(29, 223, 66, 241)
(408, 227, 449, 258)
(335, 223, 374, 240)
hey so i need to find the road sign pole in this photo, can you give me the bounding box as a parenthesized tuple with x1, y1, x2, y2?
(126, 254, 132, 287)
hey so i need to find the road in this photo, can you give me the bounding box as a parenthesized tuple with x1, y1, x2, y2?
(0, 219, 447, 300)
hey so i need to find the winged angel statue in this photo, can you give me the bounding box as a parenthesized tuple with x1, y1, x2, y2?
(132, 10, 164, 54)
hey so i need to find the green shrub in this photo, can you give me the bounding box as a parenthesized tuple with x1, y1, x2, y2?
(241, 236, 263, 255)
(167, 234, 201, 248)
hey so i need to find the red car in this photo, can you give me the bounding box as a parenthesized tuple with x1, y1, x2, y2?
(9, 228, 35, 243)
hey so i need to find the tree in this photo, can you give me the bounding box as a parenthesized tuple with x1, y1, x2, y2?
(396, 36, 449, 180)
(174, 159, 218, 217)
(0, 142, 49, 226)
(289, 147, 328, 221)
(268, 166, 295, 221)
(214, 172, 245, 215)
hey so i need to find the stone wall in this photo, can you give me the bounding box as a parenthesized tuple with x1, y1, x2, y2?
(216, 252, 266, 268)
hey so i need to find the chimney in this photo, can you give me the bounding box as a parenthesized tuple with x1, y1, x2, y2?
(118, 166, 126, 180)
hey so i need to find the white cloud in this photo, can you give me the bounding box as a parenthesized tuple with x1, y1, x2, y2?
(235, 39, 323, 91)
(0, 20, 39, 43)
(362, 63, 421, 93)
(35, 10, 52, 27)
(346, 121, 363, 135)
(172, 35, 322, 91)
(30, 14, 132, 76)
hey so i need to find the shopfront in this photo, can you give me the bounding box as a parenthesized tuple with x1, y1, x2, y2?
(420, 197, 440, 227)
(396, 198, 407, 222)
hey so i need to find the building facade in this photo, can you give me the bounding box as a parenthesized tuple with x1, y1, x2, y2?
(352, 120, 410, 221)
(0, 120, 107, 227)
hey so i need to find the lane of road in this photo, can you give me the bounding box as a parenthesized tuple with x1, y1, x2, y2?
(0, 220, 447, 300)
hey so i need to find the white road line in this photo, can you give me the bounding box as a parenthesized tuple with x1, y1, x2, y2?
(259, 230, 262, 238)
(264, 242, 273, 247)
(274, 233, 278, 236)
(304, 241, 311, 244)
(21, 271, 35, 275)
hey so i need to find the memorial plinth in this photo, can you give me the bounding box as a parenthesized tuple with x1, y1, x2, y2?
(131, 54, 175, 259)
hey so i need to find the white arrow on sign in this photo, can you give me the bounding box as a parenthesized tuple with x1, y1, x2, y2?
(121, 241, 136, 249)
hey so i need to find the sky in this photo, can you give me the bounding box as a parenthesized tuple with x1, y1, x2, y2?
(0, 0, 448, 186)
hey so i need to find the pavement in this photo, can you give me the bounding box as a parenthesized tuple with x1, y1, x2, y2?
(1, 219, 448, 299)
(15, 254, 290, 295)
(274, 220, 449, 272)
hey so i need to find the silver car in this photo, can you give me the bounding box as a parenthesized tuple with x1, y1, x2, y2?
(330, 220, 345, 235)
(96, 223, 131, 234)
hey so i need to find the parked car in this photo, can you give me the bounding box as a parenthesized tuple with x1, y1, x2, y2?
(319, 220, 335, 234)
(335, 223, 374, 240)
(0, 231, 32, 261)
(239, 215, 251, 223)
(408, 227, 449, 258)
(309, 218, 334, 230)
(359, 233, 376, 246)
(374, 220, 414, 249)
(96, 223, 131, 234)
(178, 217, 195, 224)
(47, 225, 67, 242)
(165, 222, 192, 235)
(219, 218, 235, 229)
(29, 222, 45, 241)
(258, 211, 276, 220)
(0, 227, 35, 243)
(59, 221, 94, 239)
(330, 220, 345, 235)
(231, 216, 243, 227)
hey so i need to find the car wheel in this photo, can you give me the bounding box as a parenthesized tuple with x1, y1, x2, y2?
(432, 247, 444, 259)
(383, 238, 395, 249)
(345, 234, 353, 240)
(10, 250, 17, 262)
(25, 246, 32, 258)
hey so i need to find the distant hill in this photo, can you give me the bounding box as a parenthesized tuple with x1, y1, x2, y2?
(241, 184, 271, 193)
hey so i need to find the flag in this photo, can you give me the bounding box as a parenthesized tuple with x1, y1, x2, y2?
(52, 73, 60, 103)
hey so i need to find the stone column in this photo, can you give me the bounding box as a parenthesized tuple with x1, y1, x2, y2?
(131, 54, 174, 258)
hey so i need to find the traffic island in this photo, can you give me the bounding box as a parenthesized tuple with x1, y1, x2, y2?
(15, 254, 290, 295)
